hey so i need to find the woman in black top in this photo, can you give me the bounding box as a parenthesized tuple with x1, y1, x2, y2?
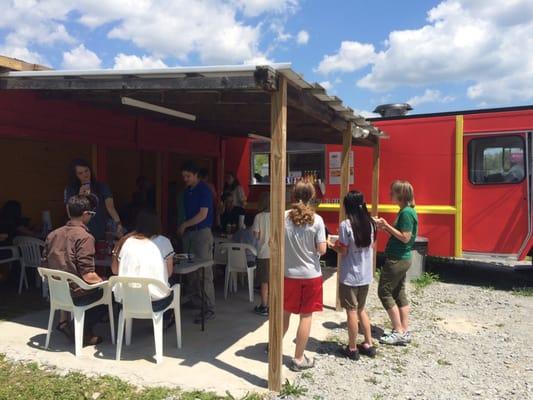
(64, 159, 123, 240)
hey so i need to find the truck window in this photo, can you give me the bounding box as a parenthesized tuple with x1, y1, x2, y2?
(468, 135, 525, 184)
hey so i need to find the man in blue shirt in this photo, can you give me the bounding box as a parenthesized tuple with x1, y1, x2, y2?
(178, 161, 216, 323)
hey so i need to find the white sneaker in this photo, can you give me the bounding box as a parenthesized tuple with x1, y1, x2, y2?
(379, 330, 406, 346)
(402, 331, 412, 344)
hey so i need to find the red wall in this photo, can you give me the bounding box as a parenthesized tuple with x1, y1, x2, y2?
(0, 91, 220, 155)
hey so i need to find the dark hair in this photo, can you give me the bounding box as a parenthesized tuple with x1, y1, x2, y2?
(224, 172, 240, 191)
(221, 192, 233, 202)
(258, 191, 270, 212)
(0, 200, 22, 226)
(198, 168, 209, 180)
(288, 182, 315, 226)
(134, 209, 161, 238)
(343, 191, 376, 248)
(68, 158, 98, 194)
(181, 161, 200, 174)
(67, 194, 97, 218)
(244, 214, 254, 228)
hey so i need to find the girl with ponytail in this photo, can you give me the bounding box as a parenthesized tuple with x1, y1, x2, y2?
(330, 191, 377, 360)
(283, 181, 327, 372)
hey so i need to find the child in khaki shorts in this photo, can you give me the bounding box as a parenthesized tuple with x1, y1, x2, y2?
(329, 191, 377, 360)
(252, 193, 270, 316)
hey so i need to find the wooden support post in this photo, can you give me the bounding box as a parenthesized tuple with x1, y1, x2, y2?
(336, 124, 352, 311)
(371, 140, 381, 275)
(268, 76, 287, 392)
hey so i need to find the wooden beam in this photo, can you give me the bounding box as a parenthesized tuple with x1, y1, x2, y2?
(371, 140, 381, 275)
(286, 84, 348, 132)
(268, 76, 287, 392)
(0, 55, 50, 71)
(0, 75, 264, 91)
(336, 123, 352, 311)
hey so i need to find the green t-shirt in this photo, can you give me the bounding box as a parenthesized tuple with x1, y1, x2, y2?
(384, 206, 418, 260)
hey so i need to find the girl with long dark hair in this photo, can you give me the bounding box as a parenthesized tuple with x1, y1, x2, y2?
(223, 172, 246, 208)
(64, 158, 122, 240)
(329, 191, 377, 360)
(283, 181, 327, 371)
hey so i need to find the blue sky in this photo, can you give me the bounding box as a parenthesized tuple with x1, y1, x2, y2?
(1, 0, 532, 116)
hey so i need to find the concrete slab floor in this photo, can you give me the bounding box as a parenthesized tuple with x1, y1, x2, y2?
(0, 269, 346, 395)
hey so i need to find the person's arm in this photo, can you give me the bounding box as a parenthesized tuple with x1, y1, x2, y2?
(77, 236, 103, 283)
(316, 217, 327, 256)
(111, 254, 119, 275)
(166, 257, 174, 277)
(237, 186, 247, 206)
(178, 208, 208, 235)
(379, 214, 413, 244)
(104, 198, 122, 231)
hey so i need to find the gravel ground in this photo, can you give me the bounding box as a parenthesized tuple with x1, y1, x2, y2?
(280, 280, 533, 400)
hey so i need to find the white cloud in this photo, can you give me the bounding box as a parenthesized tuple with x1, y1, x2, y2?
(62, 44, 102, 69)
(243, 54, 274, 65)
(113, 53, 167, 69)
(316, 41, 377, 74)
(407, 89, 455, 107)
(296, 30, 309, 45)
(355, 0, 533, 104)
(319, 81, 333, 91)
(233, 0, 298, 17)
(0, 0, 300, 68)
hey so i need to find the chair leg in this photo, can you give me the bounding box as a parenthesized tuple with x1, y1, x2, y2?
(73, 309, 85, 357)
(224, 266, 230, 300)
(232, 272, 237, 293)
(125, 318, 132, 346)
(152, 313, 164, 364)
(18, 266, 25, 294)
(247, 269, 255, 303)
(45, 308, 55, 349)
(174, 307, 182, 349)
(116, 311, 125, 361)
(108, 303, 115, 345)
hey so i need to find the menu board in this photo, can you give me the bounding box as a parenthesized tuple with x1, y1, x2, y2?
(329, 151, 354, 184)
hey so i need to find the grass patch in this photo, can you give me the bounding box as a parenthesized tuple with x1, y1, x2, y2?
(280, 379, 307, 398)
(495, 323, 505, 328)
(0, 354, 262, 400)
(437, 359, 452, 366)
(512, 287, 533, 297)
(300, 372, 313, 381)
(411, 272, 440, 291)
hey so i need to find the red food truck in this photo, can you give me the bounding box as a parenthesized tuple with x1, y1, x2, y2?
(226, 104, 533, 266)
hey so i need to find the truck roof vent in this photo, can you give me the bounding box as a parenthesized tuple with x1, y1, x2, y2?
(373, 103, 412, 117)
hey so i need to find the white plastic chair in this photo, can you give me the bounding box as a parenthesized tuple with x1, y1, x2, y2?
(14, 236, 45, 295)
(0, 245, 20, 264)
(220, 243, 256, 303)
(37, 267, 115, 357)
(108, 276, 181, 364)
(213, 239, 228, 266)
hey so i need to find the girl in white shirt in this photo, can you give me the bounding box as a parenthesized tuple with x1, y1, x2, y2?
(252, 192, 270, 316)
(111, 210, 175, 311)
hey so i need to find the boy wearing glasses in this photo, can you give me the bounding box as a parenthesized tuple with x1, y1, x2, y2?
(42, 194, 106, 346)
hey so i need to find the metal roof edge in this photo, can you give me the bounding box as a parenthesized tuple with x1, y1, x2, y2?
(0, 63, 293, 78)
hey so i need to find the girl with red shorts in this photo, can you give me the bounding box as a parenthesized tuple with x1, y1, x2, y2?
(283, 182, 327, 371)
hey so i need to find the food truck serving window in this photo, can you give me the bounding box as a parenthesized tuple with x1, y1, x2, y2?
(251, 141, 325, 185)
(468, 135, 526, 185)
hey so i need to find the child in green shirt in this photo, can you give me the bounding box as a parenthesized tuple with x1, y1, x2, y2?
(375, 180, 418, 346)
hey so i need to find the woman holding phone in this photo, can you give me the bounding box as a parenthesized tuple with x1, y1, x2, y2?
(64, 158, 123, 241)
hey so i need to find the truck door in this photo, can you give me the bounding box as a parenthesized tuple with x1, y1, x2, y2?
(463, 133, 530, 255)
